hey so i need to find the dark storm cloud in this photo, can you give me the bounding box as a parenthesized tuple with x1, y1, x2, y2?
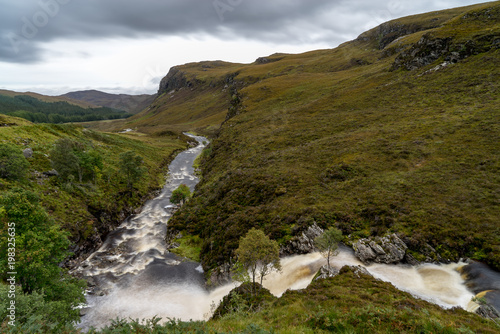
(0, 0, 350, 63)
(0, 0, 482, 63)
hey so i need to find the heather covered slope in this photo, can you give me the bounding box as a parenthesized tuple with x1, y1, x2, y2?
(162, 2, 500, 271)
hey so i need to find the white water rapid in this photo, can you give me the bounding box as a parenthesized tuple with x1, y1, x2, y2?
(74, 135, 482, 331)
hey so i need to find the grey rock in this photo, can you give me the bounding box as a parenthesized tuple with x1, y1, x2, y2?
(43, 169, 59, 177)
(351, 265, 372, 278)
(280, 222, 323, 255)
(476, 304, 500, 320)
(23, 148, 33, 158)
(353, 233, 408, 264)
(315, 265, 340, 280)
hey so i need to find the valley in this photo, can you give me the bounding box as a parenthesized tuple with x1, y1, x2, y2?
(0, 1, 499, 333)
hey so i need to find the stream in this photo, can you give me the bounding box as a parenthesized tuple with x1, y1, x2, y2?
(75, 134, 498, 331)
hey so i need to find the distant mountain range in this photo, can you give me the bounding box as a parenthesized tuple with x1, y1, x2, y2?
(61, 90, 156, 114)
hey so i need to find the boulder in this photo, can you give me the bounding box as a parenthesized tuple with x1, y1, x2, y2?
(353, 233, 407, 264)
(23, 148, 33, 158)
(280, 222, 323, 255)
(315, 265, 340, 280)
(43, 169, 59, 177)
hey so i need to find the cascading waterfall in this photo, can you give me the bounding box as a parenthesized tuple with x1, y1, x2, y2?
(74, 134, 495, 331)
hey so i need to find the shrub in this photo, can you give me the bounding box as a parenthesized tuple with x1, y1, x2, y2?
(0, 144, 29, 181)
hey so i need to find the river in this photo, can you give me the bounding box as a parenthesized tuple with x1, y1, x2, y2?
(75, 134, 498, 331)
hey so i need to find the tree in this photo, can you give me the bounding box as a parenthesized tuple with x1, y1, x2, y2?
(0, 143, 29, 180)
(118, 150, 146, 190)
(50, 139, 103, 184)
(0, 188, 86, 325)
(170, 184, 191, 205)
(235, 228, 281, 294)
(314, 227, 343, 269)
(50, 138, 80, 182)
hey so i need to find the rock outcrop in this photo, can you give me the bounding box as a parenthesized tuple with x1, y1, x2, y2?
(158, 67, 192, 95)
(280, 222, 323, 256)
(23, 148, 33, 158)
(315, 265, 340, 280)
(392, 34, 452, 71)
(353, 233, 407, 264)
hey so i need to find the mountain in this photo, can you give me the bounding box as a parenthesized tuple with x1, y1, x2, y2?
(0, 89, 97, 108)
(109, 1, 499, 273)
(61, 90, 156, 114)
(0, 92, 132, 123)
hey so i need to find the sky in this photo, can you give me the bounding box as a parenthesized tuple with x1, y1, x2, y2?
(0, 0, 490, 96)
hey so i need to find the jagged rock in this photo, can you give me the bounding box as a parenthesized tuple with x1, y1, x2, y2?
(315, 265, 340, 280)
(43, 169, 59, 177)
(280, 222, 323, 256)
(158, 67, 192, 95)
(353, 233, 407, 264)
(351, 265, 371, 278)
(23, 148, 33, 158)
(255, 57, 270, 64)
(207, 263, 232, 288)
(476, 304, 500, 320)
(392, 34, 452, 71)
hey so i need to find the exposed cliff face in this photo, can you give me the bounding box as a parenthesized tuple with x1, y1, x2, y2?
(157, 67, 192, 95)
(357, 22, 436, 50)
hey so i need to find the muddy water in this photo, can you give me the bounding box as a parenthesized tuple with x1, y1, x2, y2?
(74, 134, 494, 330)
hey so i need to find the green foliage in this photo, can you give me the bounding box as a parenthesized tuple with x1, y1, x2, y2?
(118, 150, 147, 190)
(0, 285, 81, 331)
(0, 144, 29, 181)
(205, 266, 499, 333)
(235, 228, 281, 291)
(168, 2, 500, 271)
(0, 188, 86, 326)
(314, 227, 343, 269)
(169, 233, 202, 261)
(0, 94, 132, 123)
(88, 317, 210, 334)
(212, 283, 278, 320)
(170, 184, 191, 205)
(50, 138, 103, 183)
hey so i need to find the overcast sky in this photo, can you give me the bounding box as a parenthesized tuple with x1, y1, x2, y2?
(0, 0, 489, 95)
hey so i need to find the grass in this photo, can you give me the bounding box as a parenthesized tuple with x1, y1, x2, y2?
(205, 267, 500, 333)
(170, 234, 203, 262)
(164, 1, 500, 271)
(0, 116, 188, 256)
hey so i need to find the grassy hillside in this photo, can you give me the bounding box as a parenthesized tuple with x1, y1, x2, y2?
(61, 90, 156, 114)
(0, 94, 132, 123)
(153, 1, 500, 272)
(0, 89, 96, 108)
(0, 114, 187, 260)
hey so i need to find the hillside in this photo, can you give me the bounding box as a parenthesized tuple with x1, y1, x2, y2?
(0, 93, 133, 123)
(114, 1, 500, 274)
(61, 90, 156, 114)
(0, 114, 188, 262)
(0, 89, 96, 108)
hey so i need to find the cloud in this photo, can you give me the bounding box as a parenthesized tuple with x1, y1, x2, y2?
(0, 0, 355, 63)
(0, 0, 484, 64)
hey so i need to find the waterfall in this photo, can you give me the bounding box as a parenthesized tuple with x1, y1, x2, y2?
(74, 134, 494, 331)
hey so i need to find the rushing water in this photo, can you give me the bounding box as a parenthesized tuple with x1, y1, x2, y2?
(75, 134, 496, 331)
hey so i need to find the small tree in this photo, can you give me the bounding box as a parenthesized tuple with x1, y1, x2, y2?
(118, 151, 146, 190)
(50, 138, 81, 182)
(0, 188, 86, 325)
(170, 184, 191, 205)
(0, 143, 29, 180)
(314, 227, 343, 269)
(235, 228, 281, 294)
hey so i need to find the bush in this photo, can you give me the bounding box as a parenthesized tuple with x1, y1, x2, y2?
(0, 144, 29, 181)
(170, 184, 191, 205)
(0, 188, 86, 326)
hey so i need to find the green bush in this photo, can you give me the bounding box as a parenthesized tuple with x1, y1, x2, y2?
(0, 144, 29, 181)
(0, 188, 86, 326)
